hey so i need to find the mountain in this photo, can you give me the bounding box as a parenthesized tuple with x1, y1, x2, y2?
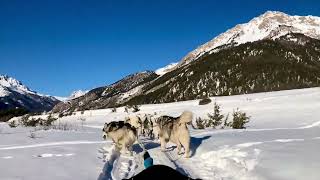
(126, 33, 320, 104)
(178, 11, 320, 68)
(52, 71, 158, 112)
(0, 75, 60, 112)
(52, 11, 320, 112)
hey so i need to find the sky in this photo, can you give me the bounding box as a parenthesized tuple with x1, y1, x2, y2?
(1, 0, 319, 97)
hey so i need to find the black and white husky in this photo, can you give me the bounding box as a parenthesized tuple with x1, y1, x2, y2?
(156, 111, 193, 158)
(102, 121, 137, 155)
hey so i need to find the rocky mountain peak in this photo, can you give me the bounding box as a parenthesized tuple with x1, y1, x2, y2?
(178, 11, 320, 67)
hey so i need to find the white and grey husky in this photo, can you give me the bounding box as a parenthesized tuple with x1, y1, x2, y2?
(156, 111, 193, 158)
(102, 121, 137, 155)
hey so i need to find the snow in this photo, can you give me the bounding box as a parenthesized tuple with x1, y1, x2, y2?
(155, 62, 178, 75)
(1, 87, 320, 179)
(52, 90, 89, 102)
(54, 96, 69, 101)
(69, 90, 88, 99)
(0, 75, 37, 96)
(0, 86, 10, 97)
(118, 85, 143, 102)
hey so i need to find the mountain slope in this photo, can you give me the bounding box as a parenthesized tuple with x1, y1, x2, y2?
(52, 71, 158, 112)
(178, 11, 320, 68)
(126, 33, 320, 104)
(0, 75, 60, 112)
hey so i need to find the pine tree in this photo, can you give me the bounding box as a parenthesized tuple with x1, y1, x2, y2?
(231, 108, 250, 129)
(206, 102, 224, 128)
(196, 117, 206, 129)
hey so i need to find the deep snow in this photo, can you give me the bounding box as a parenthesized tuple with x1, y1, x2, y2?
(1, 87, 320, 180)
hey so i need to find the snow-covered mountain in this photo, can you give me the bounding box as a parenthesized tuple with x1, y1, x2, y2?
(179, 11, 320, 66)
(0, 75, 36, 97)
(69, 90, 88, 99)
(53, 90, 88, 102)
(155, 62, 178, 75)
(0, 75, 60, 112)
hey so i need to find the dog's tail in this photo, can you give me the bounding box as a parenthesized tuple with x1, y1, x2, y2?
(179, 111, 193, 124)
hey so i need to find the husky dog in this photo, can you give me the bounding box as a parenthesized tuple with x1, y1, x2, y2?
(125, 115, 143, 136)
(156, 111, 193, 158)
(137, 113, 155, 138)
(102, 121, 137, 154)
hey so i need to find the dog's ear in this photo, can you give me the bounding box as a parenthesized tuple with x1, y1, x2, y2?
(102, 123, 107, 131)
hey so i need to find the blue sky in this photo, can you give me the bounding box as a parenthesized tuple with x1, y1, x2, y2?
(1, 0, 319, 97)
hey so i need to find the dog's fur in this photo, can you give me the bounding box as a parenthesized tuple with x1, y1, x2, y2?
(156, 111, 193, 158)
(137, 113, 155, 138)
(125, 115, 141, 128)
(102, 121, 137, 154)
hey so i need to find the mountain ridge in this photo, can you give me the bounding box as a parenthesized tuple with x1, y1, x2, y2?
(0, 75, 60, 112)
(177, 11, 320, 68)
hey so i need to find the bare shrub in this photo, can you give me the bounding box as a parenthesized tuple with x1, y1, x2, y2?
(29, 131, 37, 138)
(21, 116, 39, 127)
(8, 120, 18, 128)
(78, 117, 86, 129)
(52, 122, 79, 131)
(45, 114, 57, 126)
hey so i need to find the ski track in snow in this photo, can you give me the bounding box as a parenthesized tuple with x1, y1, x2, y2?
(0, 141, 105, 150)
(98, 131, 320, 180)
(98, 145, 142, 180)
(99, 139, 260, 180)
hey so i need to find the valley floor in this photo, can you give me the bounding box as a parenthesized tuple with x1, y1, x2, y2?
(1, 87, 320, 180)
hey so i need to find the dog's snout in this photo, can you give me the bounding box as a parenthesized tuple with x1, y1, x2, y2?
(103, 135, 106, 139)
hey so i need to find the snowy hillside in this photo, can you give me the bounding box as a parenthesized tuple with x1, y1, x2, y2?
(179, 11, 320, 66)
(1, 87, 320, 180)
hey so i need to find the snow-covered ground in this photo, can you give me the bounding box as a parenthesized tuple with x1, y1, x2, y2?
(1, 87, 320, 180)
